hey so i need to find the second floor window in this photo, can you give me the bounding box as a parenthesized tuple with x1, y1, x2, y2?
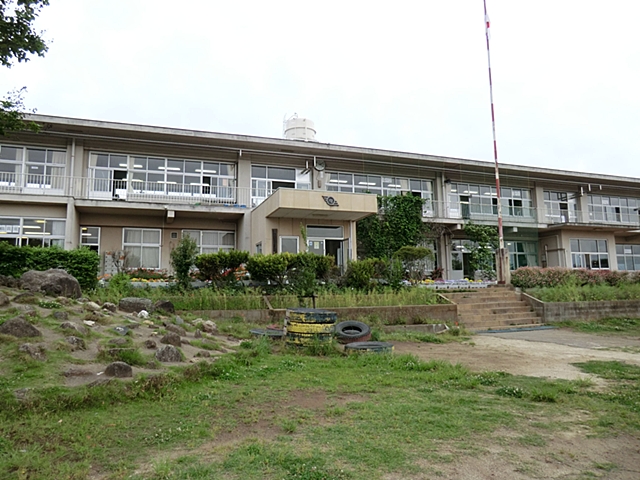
(0, 144, 66, 189)
(251, 165, 310, 206)
(588, 195, 640, 224)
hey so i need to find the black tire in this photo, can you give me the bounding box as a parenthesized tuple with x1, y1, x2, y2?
(335, 321, 371, 340)
(286, 308, 338, 325)
(250, 328, 284, 339)
(344, 341, 394, 353)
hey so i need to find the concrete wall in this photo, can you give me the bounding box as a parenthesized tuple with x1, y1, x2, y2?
(191, 304, 458, 324)
(521, 293, 640, 322)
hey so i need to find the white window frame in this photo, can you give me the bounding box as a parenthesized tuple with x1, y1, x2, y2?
(182, 230, 235, 254)
(570, 238, 609, 270)
(280, 236, 299, 254)
(122, 228, 161, 269)
(80, 226, 100, 252)
(0, 216, 65, 247)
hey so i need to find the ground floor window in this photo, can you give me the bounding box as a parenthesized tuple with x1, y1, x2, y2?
(80, 226, 100, 252)
(182, 230, 235, 254)
(280, 236, 299, 254)
(123, 228, 161, 269)
(507, 241, 538, 270)
(570, 239, 609, 269)
(616, 244, 640, 271)
(0, 216, 65, 247)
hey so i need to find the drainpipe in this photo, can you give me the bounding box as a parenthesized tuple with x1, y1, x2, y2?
(69, 138, 75, 196)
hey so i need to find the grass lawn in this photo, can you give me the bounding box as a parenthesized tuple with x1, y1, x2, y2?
(555, 317, 640, 336)
(1, 338, 639, 480)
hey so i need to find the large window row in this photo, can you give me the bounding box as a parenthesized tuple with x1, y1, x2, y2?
(616, 244, 640, 271)
(89, 152, 236, 199)
(570, 239, 609, 270)
(449, 183, 533, 219)
(507, 241, 538, 270)
(0, 216, 65, 247)
(0, 144, 66, 189)
(588, 195, 640, 224)
(544, 191, 579, 223)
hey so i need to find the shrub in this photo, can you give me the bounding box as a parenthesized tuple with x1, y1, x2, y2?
(343, 258, 377, 291)
(170, 236, 199, 289)
(511, 267, 639, 289)
(196, 250, 250, 288)
(0, 244, 99, 291)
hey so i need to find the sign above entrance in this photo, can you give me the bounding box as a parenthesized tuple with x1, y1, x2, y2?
(322, 196, 339, 207)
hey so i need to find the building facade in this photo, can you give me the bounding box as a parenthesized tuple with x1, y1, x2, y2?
(1, 114, 639, 279)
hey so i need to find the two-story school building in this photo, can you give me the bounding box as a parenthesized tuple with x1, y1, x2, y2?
(1, 114, 639, 279)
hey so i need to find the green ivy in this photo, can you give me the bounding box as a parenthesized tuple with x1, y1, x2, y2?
(463, 223, 499, 278)
(357, 195, 426, 259)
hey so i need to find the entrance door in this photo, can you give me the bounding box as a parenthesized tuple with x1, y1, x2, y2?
(326, 239, 350, 271)
(307, 239, 325, 256)
(113, 170, 127, 200)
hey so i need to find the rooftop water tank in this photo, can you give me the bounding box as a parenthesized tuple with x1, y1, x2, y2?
(284, 114, 316, 141)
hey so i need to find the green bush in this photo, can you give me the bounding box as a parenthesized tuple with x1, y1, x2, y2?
(511, 267, 640, 289)
(196, 250, 250, 288)
(0, 244, 99, 291)
(343, 258, 377, 290)
(170, 235, 199, 290)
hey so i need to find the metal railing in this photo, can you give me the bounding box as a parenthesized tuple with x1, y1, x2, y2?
(425, 200, 538, 224)
(543, 208, 640, 227)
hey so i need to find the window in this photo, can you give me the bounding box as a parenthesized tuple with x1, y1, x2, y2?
(616, 244, 640, 271)
(80, 227, 100, 252)
(251, 165, 311, 206)
(306, 226, 344, 239)
(570, 238, 609, 270)
(182, 230, 235, 254)
(449, 183, 533, 220)
(507, 241, 538, 270)
(0, 217, 65, 247)
(255, 242, 262, 254)
(280, 236, 299, 254)
(588, 195, 640, 224)
(0, 144, 66, 190)
(123, 228, 161, 269)
(544, 191, 579, 223)
(89, 152, 236, 200)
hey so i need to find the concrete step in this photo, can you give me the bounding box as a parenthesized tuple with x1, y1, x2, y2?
(460, 316, 541, 328)
(459, 312, 539, 323)
(467, 323, 547, 332)
(457, 301, 530, 311)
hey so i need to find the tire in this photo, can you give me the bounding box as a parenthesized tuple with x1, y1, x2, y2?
(286, 321, 336, 335)
(285, 331, 333, 346)
(286, 308, 338, 325)
(344, 341, 394, 353)
(250, 328, 284, 339)
(335, 321, 371, 343)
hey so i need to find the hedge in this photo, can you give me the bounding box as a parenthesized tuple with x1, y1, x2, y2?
(0, 244, 99, 291)
(511, 267, 640, 289)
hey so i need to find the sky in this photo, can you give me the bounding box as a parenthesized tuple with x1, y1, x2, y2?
(1, 0, 639, 178)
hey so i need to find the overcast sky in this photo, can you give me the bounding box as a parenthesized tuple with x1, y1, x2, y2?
(2, 0, 639, 178)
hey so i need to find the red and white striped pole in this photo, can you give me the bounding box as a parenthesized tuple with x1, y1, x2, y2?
(483, 0, 507, 284)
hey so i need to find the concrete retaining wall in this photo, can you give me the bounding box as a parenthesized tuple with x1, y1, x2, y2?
(190, 304, 458, 324)
(520, 294, 640, 322)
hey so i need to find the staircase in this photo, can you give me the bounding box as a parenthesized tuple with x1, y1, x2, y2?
(441, 287, 542, 331)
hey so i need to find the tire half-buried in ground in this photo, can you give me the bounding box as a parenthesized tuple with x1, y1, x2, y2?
(344, 341, 394, 353)
(334, 320, 372, 344)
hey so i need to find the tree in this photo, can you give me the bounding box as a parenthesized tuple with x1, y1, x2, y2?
(357, 194, 426, 259)
(1, 0, 50, 134)
(463, 223, 499, 280)
(170, 236, 199, 290)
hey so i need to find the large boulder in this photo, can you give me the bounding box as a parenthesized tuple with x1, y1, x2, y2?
(0, 274, 21, 288)
(153, 300, 175, 314)
(20, 269, 82, 299)
(19, 343, 47, 361)
(104, 361, 133, 378)
(160, 332, 182, 347)
(0, 291, 9, 306)
(118, 297, 154, 314)
(155, 345, 182, 363)
(59, 321, 88, 336)
(0, 316, 41, 337)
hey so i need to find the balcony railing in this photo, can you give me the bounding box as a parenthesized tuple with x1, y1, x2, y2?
(425, 200, 538, 224)
(543, 208, 640, 227)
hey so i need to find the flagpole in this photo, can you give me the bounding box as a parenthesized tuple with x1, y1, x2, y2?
(483, 0, 507, 284)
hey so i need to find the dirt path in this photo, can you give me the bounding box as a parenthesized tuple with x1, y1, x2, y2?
(394, 328, 640, 381)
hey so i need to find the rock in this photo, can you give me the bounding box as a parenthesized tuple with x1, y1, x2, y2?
(84, 312, 105, 323)
(202, 320, 218, 334)
(84, 301, 101, 312)
(104, 361, 133, 378)
(107, 338, 128, 346)
(113, 326, 129, 336)
(53, 310, 69, 320)
(102, 302, 117, 313)
(195, 350, 211, 358)
(19, 343, 47, 360)
(60, 321, 88, 336)
(137, 310, 149, 319)
(194, 329, 202, 339)
(154, 300, 175, 314)
(0, 316, 41, 337)
(12, 292, 39, 304)
(175, 315, 184, 325)
(63, 368, 92, 377)
(165, 324, 186, 336)
(20, 269, 82, 298)
(66, 336, 86, 351)
(118, 297, 154, 314)
(77, 297, 89, 303)
(160, 332, 181, 347)
(181, 339, 191, 346)
(0, 291, 9, 306)
(88, 378, 112, 387)
(19, 306, 37, 316)
(144, 339, 157, 349)
(13, 388, 31, 401)
(55, 296, 71, 305)
(0, 274, 21, 288)
(155, 345, 182, 363)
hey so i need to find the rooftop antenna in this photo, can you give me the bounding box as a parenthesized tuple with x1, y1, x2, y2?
(483, 0, 508, 284)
